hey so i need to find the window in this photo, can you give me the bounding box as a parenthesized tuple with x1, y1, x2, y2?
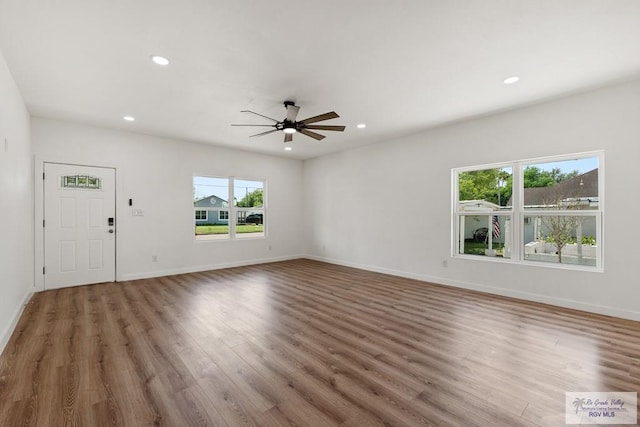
(61, 175, 101, 189)
(456, 166, 513, 259)
(234, 179, 265, 239)
(193, 176, 230, 239)
(453, 152, 602, 270)
(193, 176, 265, 240)
(521, 157, 600, 267)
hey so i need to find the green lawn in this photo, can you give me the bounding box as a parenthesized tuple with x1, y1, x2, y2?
(196, 224, 264, 235)
(463, 241, 503, 256)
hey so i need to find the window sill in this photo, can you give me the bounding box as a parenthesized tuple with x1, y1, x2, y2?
(454, 253, 603, 273)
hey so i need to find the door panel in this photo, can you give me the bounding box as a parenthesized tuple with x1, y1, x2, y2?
(88, 198, 103, 228)
(60, 198, 76, 228)
(88, 239, 104, 269)
(59, 241, 77, 272)
(44, 163, 116, 289)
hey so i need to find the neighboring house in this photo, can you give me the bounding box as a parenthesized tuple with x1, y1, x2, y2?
(522, 168, 598, 209)
(194, 195, 229, 225)
(520, 168, 598, 243)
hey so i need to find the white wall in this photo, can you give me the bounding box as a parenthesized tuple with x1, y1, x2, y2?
(304, 78, 640, 321)
(32, 118, 304, 285)
(0, 51, 33, 353)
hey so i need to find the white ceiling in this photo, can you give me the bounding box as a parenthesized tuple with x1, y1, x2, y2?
(1, 1, 639, 160)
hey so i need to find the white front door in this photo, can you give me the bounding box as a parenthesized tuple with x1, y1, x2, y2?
(44, 163, 116, 289)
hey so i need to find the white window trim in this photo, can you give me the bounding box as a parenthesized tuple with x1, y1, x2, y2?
(195, 210, 208, 221)
(193, 175, 266, 242)
(452, 150, 604, 272)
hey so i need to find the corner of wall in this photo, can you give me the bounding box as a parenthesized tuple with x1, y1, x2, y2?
(0, 292, 33, 357)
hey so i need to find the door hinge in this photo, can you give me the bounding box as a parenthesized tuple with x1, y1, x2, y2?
(43, 172, 45, 180)
(43, 219, 45, 227)
(43, 266, 45, 275)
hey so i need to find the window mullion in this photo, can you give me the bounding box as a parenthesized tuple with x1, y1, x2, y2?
(229, 178, 236, 239)
(512, 162, 522, 261)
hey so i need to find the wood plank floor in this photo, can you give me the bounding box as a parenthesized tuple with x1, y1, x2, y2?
(1, 259, 639, 426)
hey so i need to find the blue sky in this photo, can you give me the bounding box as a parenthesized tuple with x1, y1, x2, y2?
(193, 176, 262, 201)
(498, 156, 598, 177)
(529, 156, 598, 174)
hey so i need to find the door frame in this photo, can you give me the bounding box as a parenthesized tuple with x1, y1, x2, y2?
(34, 157, 119, 291)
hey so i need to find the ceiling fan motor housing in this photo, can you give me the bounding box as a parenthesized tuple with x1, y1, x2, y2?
(282, 120, 297, 133)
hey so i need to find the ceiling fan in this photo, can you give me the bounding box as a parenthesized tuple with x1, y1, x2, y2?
(231, 101, 346, 143)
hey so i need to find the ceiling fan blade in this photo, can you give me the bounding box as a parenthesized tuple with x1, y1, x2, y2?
(286, 105, 300, 122)
(304, 125, 345, 132)
(299, 129, 326, 141)
(299, 111, 339, 125)
(240, 110, 280, 123)
(231, 124, 275, 127)
(250, 129, 279, 138)
(284, 133, 293, 143)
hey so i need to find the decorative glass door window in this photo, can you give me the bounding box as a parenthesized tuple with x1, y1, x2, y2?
(61, 175, 101, 189)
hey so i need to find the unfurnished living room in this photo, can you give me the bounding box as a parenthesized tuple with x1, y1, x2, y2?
(1, 2, 639, 426)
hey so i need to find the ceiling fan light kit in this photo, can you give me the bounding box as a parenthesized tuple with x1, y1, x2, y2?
(231, 101, 345, 143)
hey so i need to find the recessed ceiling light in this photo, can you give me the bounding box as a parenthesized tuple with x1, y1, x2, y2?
(503, 76, 520, 85)
(123, 116, 135, 122)
(151, 55, 170, 66)
(284, 146, 293, 151)
(357, 123, 366, 129)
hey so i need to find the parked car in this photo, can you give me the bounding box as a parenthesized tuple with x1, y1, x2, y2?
(472, 227, 488, 243)
(245, 213, 263, 225)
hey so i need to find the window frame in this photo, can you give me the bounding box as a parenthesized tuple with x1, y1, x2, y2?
(452, 151, 603, 271)
(233, 178, 265, 240)
(193, 175, 266, 241)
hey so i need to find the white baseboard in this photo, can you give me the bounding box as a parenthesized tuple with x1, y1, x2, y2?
(0, 291, 33, 357)
(119, 254, 304, 282)
(305, 255, 640, 322)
